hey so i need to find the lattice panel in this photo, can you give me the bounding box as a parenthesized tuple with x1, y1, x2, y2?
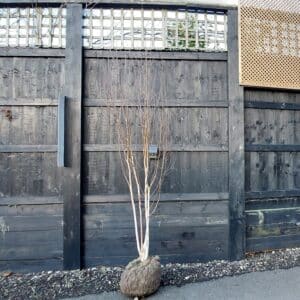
(239, 0, 300, 90)
(0, 8, 66, 48)
(0, 7, 227, 51)
(83, 8, 227, 51)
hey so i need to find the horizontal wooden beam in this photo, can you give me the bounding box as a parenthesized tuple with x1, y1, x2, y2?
(246, 223, 300, 239)
(0, 48, 228, 60)
(83, 144, 228, 152)
(246, 206, 300, 224)
(0, 48, 64, 57)
(0, 97, 228, 108)
(0, 0, 237, 10)
(0, 145, 57, 153)
(0, 215, 62, 232)
(246, 197, 300, 210)
(0, 196, 62, 205)
(246, 190, 300, 199)
(84, 99, 228, 108)
(245, 100, 300, 111)
(85, 50, 228, 60)
(0, 259, 62, 273)
(246, 234, 300, 253)
(83, 192, 229, 203)
(0, 98, 58, 106)
(245, 144, 300, 152)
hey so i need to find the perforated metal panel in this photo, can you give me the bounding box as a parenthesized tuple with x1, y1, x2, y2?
(239, 0, 300, 89)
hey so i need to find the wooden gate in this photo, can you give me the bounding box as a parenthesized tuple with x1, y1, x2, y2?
(0, 2, 246, 272)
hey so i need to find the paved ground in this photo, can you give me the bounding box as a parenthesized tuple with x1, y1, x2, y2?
(66, 266, 300, 300)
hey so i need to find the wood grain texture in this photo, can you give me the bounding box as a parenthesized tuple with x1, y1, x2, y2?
(85, 50, 228, 60)
(0, 107, 57, 145)
(0, 145, 57, 153)
(0, 97, 58, 106)
(245, 88, 300, 105)
(81, 46, 230, 266)
(0, 259, 62, 273)
(83, 144, 228, 152)
(0, 196, 61, 205)
(61, 3, 82, 270)
(244, 87, 300, 253)
(246, 207, 300, 226)
(0, 2, 233, 272)
(83, 152, 228, 195)
(228, 9, 245, 260)
(247, 234, 300, 252)
(84, 98, 228, 108)
(245, 109, 300, 146)
(0, 203, 62, 216)
(83, 201, 228, 265)
(83, 107, 228, 146)
(245, 145, 300, 152)
(83, 193, 229, 203)
(0, 216, 62, 232)
(0, 48, 64, 57)
(246, 197, 300, 210)
(0, 55, 64, 272)
(0, 230, 62, 260)
(0, 153, 59, 197)
(246, 190, 300, 200)
(83, 200, 229, 216)
(245, 152, 300, 192)
(83, 253, 221, 267)
(245, 100, 300, 111)
(0, 57, 64, 99)
(84, 59, 227, 102)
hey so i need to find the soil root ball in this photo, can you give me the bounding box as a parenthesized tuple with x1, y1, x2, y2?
(120, 256, 161, 297)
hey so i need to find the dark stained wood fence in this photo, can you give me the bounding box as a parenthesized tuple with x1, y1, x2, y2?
(245, 89, 300, 252)
(0, 3, 298, 273)
(82, 50, 230, 266)
(0, 55, 65, 272)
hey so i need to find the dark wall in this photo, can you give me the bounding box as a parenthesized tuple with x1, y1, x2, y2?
(82, 56, 230, 266)
(244, 89, 300, 252)
(0, 57, 64, 272)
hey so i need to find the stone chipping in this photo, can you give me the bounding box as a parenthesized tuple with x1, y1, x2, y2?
(1, 248, 300, 300)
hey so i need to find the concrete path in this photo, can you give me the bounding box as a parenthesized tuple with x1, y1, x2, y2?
(67, 266, 300, 300)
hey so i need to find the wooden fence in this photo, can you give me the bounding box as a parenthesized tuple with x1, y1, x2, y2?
(0, 1, 299, 273)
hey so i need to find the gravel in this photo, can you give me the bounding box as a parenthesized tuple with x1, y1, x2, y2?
(1, 248, 300, 300)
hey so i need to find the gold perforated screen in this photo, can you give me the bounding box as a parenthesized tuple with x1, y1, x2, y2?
(239, 0, 300, 90)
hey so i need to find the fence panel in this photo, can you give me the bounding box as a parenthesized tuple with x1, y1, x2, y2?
(0, 55, 65, 272)
(245, 89, 300, 252)
(82, 52, 230, 266)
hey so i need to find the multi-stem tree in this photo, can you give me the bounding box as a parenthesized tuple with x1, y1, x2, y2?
(107, 57, 171, 262)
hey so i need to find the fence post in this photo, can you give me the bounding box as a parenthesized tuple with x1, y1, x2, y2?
(62, 3, 83, 270)
(227, 8, 246, 260)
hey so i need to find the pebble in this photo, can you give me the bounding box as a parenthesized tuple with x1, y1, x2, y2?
(1, 248, 300, 299)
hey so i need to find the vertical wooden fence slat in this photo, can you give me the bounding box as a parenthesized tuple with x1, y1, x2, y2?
(62, 3, 83, 270)
(227, 9, 245, 260)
